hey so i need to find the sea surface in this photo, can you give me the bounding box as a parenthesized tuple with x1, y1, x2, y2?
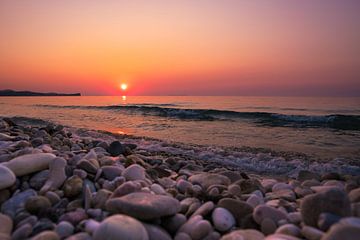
(1, 96, 359, 162)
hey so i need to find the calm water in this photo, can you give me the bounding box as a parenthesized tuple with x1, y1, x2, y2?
(1, 96, 359, 161)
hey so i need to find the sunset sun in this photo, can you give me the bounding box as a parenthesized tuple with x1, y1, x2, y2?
(120, 83, 128, 91)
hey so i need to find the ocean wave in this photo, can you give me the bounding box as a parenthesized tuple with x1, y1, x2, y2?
(35, 104, 360, 130)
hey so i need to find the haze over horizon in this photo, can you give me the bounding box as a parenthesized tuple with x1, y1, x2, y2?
(1, 0, 359, 96)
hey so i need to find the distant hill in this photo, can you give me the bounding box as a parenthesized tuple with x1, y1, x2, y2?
(0, 89, 81, 96)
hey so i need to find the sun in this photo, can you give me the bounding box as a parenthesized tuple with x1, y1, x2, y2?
(120, 83, 128, 91)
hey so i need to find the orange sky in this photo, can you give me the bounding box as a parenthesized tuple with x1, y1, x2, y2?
(0, 1, 359, 96)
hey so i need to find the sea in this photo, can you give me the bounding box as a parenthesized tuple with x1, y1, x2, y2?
(0, 96, 359, 166)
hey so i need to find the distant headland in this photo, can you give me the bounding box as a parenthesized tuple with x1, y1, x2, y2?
(0, 89, 81, 96)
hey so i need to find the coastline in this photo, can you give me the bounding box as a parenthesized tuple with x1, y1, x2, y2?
(0, 116, 359, 239)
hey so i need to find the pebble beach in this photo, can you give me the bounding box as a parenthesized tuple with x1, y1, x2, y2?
(0, 116, 360, 240)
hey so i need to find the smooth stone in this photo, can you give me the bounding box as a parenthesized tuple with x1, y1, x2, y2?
(218, 198, 253, 226)
(77, 158, 99, 174)
(101, 166, 124, 180)
(2, 153, 56, 176)
(11, 223, 33, 240)
(189, 173, 231, 189)
(0, 165, 16, 190)
(64, 232, 91, 240)
(59, 209, 88, 225)
(317, 213, 341, 231)
(190, 201, 214, 218)
(108, 141, 125, 156)
(272, 183, 293, 192)
(253, 204, 287, 225)
(246, 194, 264, 208)
(212, 207, 235, 232)
(45, 191, 60, 205)
(235, 178, 265, 194)
(83, 219, 100, 235)
(266, 189, 296, 202)
(25, 196, 51, 215)
(106, 192, 180, 220)
(300, 188, 351, 227)
(301, 226, 324, 240)
(338, 217, 360, 227)
(264, 234, 300, 240)
(190, 220, 212, 240)
(275, 224, 301, 237)
(40, 157, 67, 194)
(261, 218, 277, 235)
(1, 189, 37, 218)
(63, 176, 83, 198)
(123, 164, 146, 181)
(92, 189, 112, 209)
(55, 221, 74, 238)
(228, 184, 242, 196)
(349, 188, 360, 203)
(176, 179, 192, 194)
(162, 214, 187, 234)
(321, 223, 360, 240)
(150, 183, 166, 195)
(287, 212, 302, 224)
(177, 215, 202, 235)
(220, 229, 265, 240)
(0, 213, 12, 235)
(143, 223, 172, 240)
(29, 170, 49, 190)
(261, 179, 278, 192)
(174, 232, 191, 240)
(110, 181, 141, 198)
(30, 230, 60, 240)
(93, 214, 148, 240)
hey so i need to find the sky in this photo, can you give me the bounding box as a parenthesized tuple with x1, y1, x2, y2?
(0, 0, 359, 96)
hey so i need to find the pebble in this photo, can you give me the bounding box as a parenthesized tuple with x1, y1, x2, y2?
(321, 223, 360, 240)
(0, 165, 16, 191)
(11, 223, 33, 240)
(246, 194, 264, 208)
(162, 214, 187, 234)
(190, 201, 214, 218)
(301, 226, 324, 240)
(176, 179, 192, 194)
(55, 221, 74, 238)
(300, 188, 351, 227)
(190, 220, 212, 240)
(212, 207, 235, 232)
(25, 196, 51, 215)
(261, 218, 277, 235)
(275, 224, 301, 237)
(63, 176, 83, 198)
(253, 204, 287, 225)
(348, 188, 360, 203)
(40, 157, 67, 194)
(143, 223, 172, 240)
(106, 192, 180, 220)
(29, 170, 49, 190)
(264, 233, 300, 240)
(218, 198, 253, 226)
(93, 214, 148, 240)
(101, 166, 124, 180)
(220, 229, 265, 240)
(0, 213, 12, 236)
(1, 189, 37, 218)
(317, 212, 341, 231)
(108, 141, 125, 156)
(123, 164, 146, 181)
(188, 173, 231, 189)
(2, 153, 56, 176)
(31, 230, 60, 240)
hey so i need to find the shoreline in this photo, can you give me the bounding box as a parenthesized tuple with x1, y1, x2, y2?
(0, 116, 359, 239)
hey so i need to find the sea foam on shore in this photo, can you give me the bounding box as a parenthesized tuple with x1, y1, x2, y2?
(0, 116, 359, 240)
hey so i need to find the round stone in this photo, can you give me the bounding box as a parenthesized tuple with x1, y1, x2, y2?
(63, 175, 83, 198)
(212, 207, 235, 232)
(253, 205, 287, 225)
(24, 196, 51, 215)
(322, 223, 360, 240)
(2, 153, 56, 176)
(108, 141, 125, 157)
(188, 173, 230, 190)
(0, 165, 16, 190)
(221, 229, 265, 240)
(0, 213, 12, 236)
(218, 198, 253, 226)
(106, 192, 180, 220)
(55, 221, 74, 238)
(300, 188, 351, 227)
(93, 214, 148, 240)
(123, 164, 146, 181)
(189, 220, 212, 240)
